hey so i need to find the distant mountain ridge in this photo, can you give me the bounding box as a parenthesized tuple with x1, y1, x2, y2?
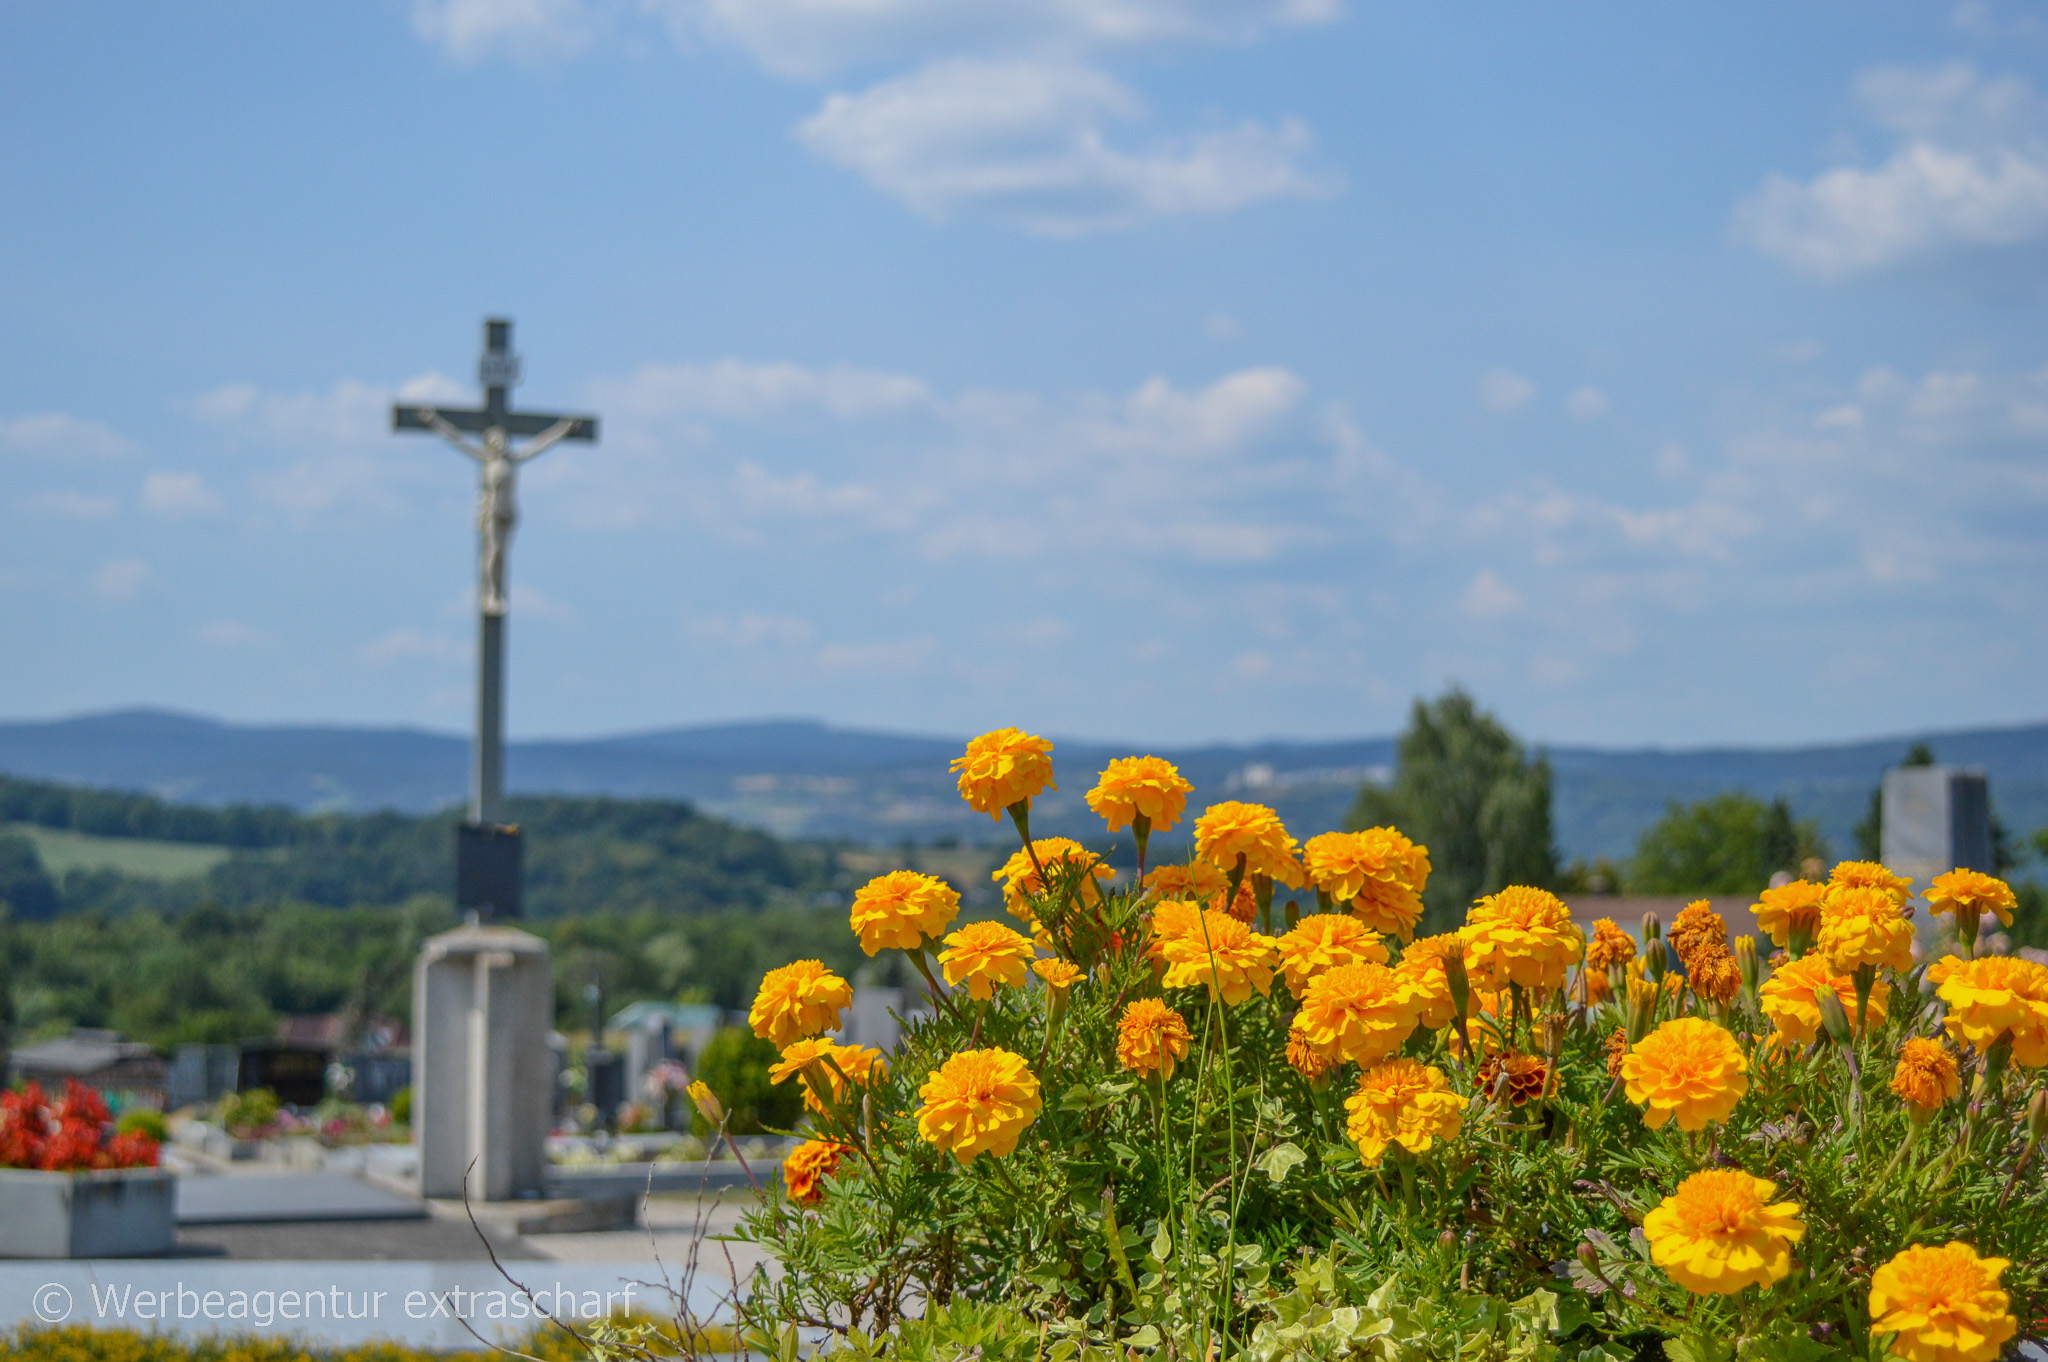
(1, 708, 2045, 863)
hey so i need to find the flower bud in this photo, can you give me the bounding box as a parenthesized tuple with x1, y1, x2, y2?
(1541, 1013, 1568, 1063)
(1576, 1242, 1601, 1272)
(2027, 1088, 2048, 1144)
(1814, 989, 1853, 1047)
(1734, 936, 1761, 994)
(1446, 949, 1471, 1019)
(1643, 938, 1669, 983)
(1439, 1229, 1458, 1246)
(1625, 980, 1657, 1044)
(1284, 898, 1301, 930)
(687, 1080, 725, 1128)
(1641, 912, 1661, 943)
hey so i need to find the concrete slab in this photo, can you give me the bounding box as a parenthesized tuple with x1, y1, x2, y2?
(176, 1173, 428, 1225)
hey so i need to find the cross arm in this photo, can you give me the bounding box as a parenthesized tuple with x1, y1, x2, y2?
(393, 406, 599, 441)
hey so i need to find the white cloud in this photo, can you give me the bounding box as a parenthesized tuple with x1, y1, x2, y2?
(141, 471, 224, 519)
(196, 619, 265, 647)
(91, 558, 151, 602)
(1478, 369, 1537, 413)
(797, 58, 1336, 234)
(690, 612, 819, 650)
(815, 634, 941, 675)
(594, 359, 932, 424)
(411, 0, 592, 61)
(361, 628, 470, 664)
(1735, 62, 2048, 279)
(1461, 570, 1521, 618)
(24, 490, 117, 519)
(0, 412, 136, 461)
(1079, 367, 1304, 455)
(1565, 386, 1609, 420)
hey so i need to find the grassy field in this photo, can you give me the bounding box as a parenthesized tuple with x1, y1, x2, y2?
(10, 823, 233, 880)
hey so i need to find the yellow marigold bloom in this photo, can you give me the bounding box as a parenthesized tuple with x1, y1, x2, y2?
(1344, 1059, 1465, 1167)
(915, 1048, 1042, 1163)
(849, 870, 961, 956)
(1689, 945, 1742, 1005)
(993, 838, 1111, 918)
(1394, 932, 1465, 1029)
(1285, 1021, 1337, 1083)
(782, 1139, 849, 1206)
(1275, 913, 1389, 999)
(937, 920, 1037, 1000)
(770, 1039, 887, 1115)
(1032, 957, 1083, 994)
(1926, 869, 2018, 930)
(1620, 1017, 1749, 1131)
(1086, 756, 1192, 833)
(1144, 861, 1228, 902)
(1157, 909, 1279, 1004)
(749, 960, 853, 1047)
(1303, 828, 1430, 940)
(1116, 998, 1193, 1080)
(1585, 918, 1637, 971)
(951, 727, 1056, 818)
(1831, 858, 1914, 905)
(1927, 954, 2048, 1066)
(1753, 879, 1828, 948)
(1296, 961, 1422, 1066)
(1476, 1051, 1549, 1106)
(1667, 901, 1728, 971)
(1642, 1169, 1804, 1295)
(1869, 1242, 2016, 1362)
(1147, 899, 1205, 961)
(1193, 801, 1305, 887)
(1818, 884, 1916, 975)
(1463, 885, 1583, 992)
(1891, 1037, 1962, 1113)
(1760, 954, 1889, 1044)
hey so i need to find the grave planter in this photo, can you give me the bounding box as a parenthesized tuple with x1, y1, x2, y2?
(0, 1166, 176, 1258)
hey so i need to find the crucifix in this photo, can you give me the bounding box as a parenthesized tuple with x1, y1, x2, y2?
(392, 318, 598, 917)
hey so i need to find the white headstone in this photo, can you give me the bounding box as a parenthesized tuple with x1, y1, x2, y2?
(1882, 765, 1993, 889)
(413, 923, 553, 1201)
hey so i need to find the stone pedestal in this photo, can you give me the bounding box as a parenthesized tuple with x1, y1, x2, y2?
(1883, 766, 1993, 887)
(414, 923, 553, 1201)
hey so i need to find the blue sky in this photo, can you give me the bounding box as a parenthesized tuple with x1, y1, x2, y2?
(2, 2, 2046, 748)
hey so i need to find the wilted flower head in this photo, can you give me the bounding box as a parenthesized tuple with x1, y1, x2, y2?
(1585, 918, 1637, 972)
(749, 960, 853, 1048)
(916, 1048, 1042, 1163)
(952, 728, 1056, 818)
(1891, 1036, 1962, 1115)
(1285, 1021, 1337, 1085)
(849, 870, 961, 956)
(1086, 756, 1192, 833)
(1463, 886, 1583, 992)
(1193, 801, 1305, 887)
(1620, 1017, 1749, 1131)
(1276, 913, 1389, 999)
(1642, 1169, 1804, 1295)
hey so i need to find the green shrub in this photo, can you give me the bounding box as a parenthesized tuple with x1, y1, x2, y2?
(388, 1084, 412, 1125)
(694, 1026, 802, 1135)
(114, 1109, 166, 1143)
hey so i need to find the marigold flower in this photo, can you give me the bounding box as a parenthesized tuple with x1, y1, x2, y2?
(1394, 932, 1465, 1029)
(1753, 879, 1828, 949)
(938, 920, 1037, 1000)
(1869, 1242, 2016, 1362)
(749, 960, 853, 1047)
(1585, 918, 1637, 972)
(1086, 756, 1192, 833)
(1604, 1028, 1629, 1080)
(1147, 899, 1205, 960)
(1891, 1036, 1962, 1114)
(1688, 945, 1742, 1006)
(1818, 884, 1916, 975)
(1463, 886, 1583, 993)
(1925, 869, 2018, 930)
(1620, 1017, 1749, 1131)
(952, 728, 1056, 818)
(1476, 1052, 1549, 1106)
(1144, 861, 1228, 902)
(1032, 957, 1083, 994)
(1760, 954, 1889, 1044)
(1927, 954, 2048, 1066)
(1116, 998, 1192, 1080)
(782, 1139, 850, 1206)
(1285, 1022, 1337, 1084)
(1157, 909, 1279, 1004)
(1830, 859, 1914, 906)
(770, 1039, 887, 1115)
(994, 838, 1112, 919)
(1344, 1059, 1465, 1166)
(1642, 1169, 1804, 1295)
(1276, 913, 1389, 999)
(849, 870, 961, 955)
(1667, 901, 1729, 971)
(1303, 827, 1430, 940)
(1193, 801, 1305, 887)
(916, 1048, 1042, 1163)
(1296, 961, 1422, 1066)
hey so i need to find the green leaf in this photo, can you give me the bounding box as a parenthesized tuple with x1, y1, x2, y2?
(1256, 1140, 1309, 1184)
(1666, 1333, 1735, 1362)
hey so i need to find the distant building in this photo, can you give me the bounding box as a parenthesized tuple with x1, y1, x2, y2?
(9, 1029, 167, 1110)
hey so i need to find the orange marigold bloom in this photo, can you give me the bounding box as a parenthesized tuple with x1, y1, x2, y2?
(1869, 1242, 2016, 1362)
(915, 1048, 1042, 1163)
(1760, 953, 1889, 1044)
(849, 870, 961, 955)
(1032, 957, 1083, 994)
(1927, 954, 2048, 1066)
(951, 728, 1056, 818)
(1344, 1059, 1465, 1166)
(1642, 1169, 1804, 1295)
(1689, 945, 1742, 1005)
(1285, 1022, 1337, 1084)
(1891, 1037, 1962, 1114)
(1276, 913, 1389, 999)
(1147, 899, 1205, 960)
(1302, 828, 1430, 940)
(1193, 801, 1305, 887)
(770, 1039, 887, 1115)
(782, 1139, 850, 1206)
(1620, 1017, 1749, 1131)
(1926, 869, 2018, 930)
(994, 838, 1112, 919)
(1463, 885, 1583, 992)
(1830, 858, 1914, 906)
(1753, 879, 1828, 948)
(1296, 961, 1422, 1066)
(1667, 901, 1728, 971)
(1476, 1052, 1549, 1106)
(1157, 909, 1279, 1004)
(1604, 1028, 1629, 1080)
(1144, 861, 1228, 902)
(1818, 884, 1916, 975)
(1116, 998, 1193, 1080)
(1585, 918, 1637, 972)
(749, 960, 852, 1047)
(937, 920, 1037, 1000)
(1086, 756, 1192, 833)
(1394, 932, 1465, 1029)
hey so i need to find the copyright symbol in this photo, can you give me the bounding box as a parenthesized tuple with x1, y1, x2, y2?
(33, 1283, 73, 1323)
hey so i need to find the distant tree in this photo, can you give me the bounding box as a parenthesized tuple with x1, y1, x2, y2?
(1629, 793, 1828, 895)
(0, 833, 57, 922)
(1349, 688, 1558, 932)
